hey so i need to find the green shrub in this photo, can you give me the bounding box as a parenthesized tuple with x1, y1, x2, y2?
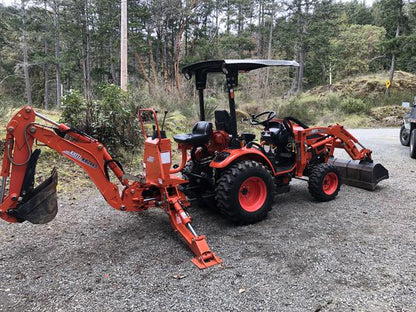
(0, 103, 7, 121)
(277, 95, 318, 123)
(339, 97, 368, 114)
(366, 90, 415, 108)
(60, 85, 142, 157)
(60, 90, 87, 128)
(204, 97, 218, 120)
(325, 94, 342, 111)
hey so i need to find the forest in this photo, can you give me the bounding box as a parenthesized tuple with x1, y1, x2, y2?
(1, 0, 416, 154)
(0, 0, 415, 103)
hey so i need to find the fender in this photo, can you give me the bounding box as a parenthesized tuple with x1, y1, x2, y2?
(209, 147, 277, 175)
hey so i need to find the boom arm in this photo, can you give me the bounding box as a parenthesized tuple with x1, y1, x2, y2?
(0, 107, 126, 222)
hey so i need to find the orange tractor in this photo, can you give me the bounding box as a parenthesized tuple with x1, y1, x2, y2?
(0, 59, 388, 269)
(176, 60, 389, 224)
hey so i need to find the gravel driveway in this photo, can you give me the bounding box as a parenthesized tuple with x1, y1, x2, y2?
(1, 128, 415, 311)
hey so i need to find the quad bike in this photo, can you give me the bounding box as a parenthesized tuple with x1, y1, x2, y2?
(0, 107, 221, 269)
(176, 59, 389, 224)
(399, 98, 416, 158)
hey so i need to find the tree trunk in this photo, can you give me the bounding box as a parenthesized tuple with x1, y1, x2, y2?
(120, 0, 128, 91)
(53, 0, 61, 107)
(44, 47, 49, 110)
(257, 0, 263, 59)
(162, 35, 170, 92)
(83, 0, 91, 102)
(134, 51, 156, 95)
(297, 51, 304, 93)
(21, 0, 32, 105)
(264, 3, 275, 97)
(173, 20, 186, 93)
(291, 0, 305, 94)
(147, 30, 158, 88)
(44, 0, 49, 109)
(109, 37, 116, 84)
(387, 24, 400, 97)
(226, 0, 230, 33)
(173, 0, 198, 94)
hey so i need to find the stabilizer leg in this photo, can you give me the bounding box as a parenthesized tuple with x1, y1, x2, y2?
(167, 198, 222, 269)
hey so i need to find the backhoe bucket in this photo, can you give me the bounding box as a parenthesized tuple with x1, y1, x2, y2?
(328, 157, 389, 191)
(9, 168, 58, 224)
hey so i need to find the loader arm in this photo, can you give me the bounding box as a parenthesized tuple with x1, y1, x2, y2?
(327, 124, 373, 161)
(296, 123, 388, 190)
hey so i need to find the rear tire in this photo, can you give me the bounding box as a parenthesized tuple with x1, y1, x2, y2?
(400, 125, 410, 146)
(410, 130, 416, 159)
(308, 163, 341, 202)
(215, 160, 274, 225)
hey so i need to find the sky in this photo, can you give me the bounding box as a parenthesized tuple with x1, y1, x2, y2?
(1, 0, 14, 5)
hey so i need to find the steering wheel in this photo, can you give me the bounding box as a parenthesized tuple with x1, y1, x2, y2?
(250, 111, 277, 125)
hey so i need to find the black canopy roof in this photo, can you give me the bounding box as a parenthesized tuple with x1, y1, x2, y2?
(182, 59, 299, 78)
(182, 59, 300, 134)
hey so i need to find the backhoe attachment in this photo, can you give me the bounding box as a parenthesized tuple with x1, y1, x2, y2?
(0, 106, 222, 269)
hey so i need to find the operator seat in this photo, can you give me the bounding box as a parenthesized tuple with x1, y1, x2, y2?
(214, 110, 231, 133)
(173, 121, 213, 146)
(266, 120, 284, 130)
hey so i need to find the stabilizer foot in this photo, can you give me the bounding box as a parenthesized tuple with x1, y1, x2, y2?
(190, 235, 222, 269)
(167, 197, 222, 269)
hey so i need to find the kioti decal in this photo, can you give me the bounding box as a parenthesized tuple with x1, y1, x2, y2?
(63, 150, 98, 169)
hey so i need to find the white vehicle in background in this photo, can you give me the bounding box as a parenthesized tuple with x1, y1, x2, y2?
(400, 98, 416, 158)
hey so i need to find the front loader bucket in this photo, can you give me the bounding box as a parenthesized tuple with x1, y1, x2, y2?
(8, 168, 58, 224)
(328, 157, 389, 191)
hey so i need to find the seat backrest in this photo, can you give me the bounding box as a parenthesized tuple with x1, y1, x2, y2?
(215, 110, 231, 132)
(266, 120, 284, 130)
(192, 121, 213, 136)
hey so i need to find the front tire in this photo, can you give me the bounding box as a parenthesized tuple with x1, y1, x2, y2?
(308, 163, 341, 202)
(215, 160, 274, 225)
(410, 130, 416, 159)
(400, 125, 410, 146)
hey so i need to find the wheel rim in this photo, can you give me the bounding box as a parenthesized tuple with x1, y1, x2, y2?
(402, 130, 408, 142)
(322, 172, 338, 195)
(239, 177, 267, 212)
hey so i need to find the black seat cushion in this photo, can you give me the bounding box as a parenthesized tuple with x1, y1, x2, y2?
(215, 110, 231, 132)
(173, 121, 213, 146)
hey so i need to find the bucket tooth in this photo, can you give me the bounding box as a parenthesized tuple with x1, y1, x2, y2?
(328, 157, 389, 191)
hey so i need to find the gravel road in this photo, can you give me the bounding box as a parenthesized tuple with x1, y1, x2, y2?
(1, 128, 415, 312)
